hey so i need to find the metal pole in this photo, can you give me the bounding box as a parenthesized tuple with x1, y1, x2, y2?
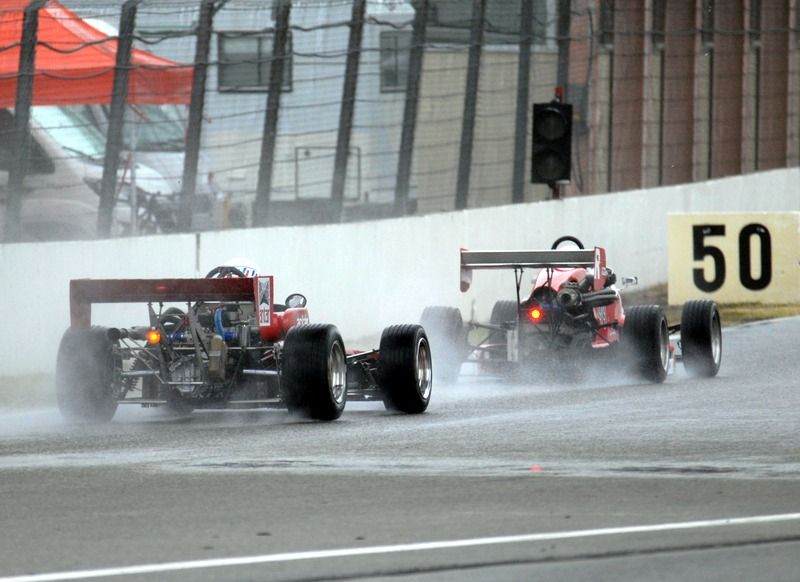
(331, 0, 366, 221)
(179, 0, 215, 232)
(557, 0, 571, 195)
(128, 109, 138, 235)
(253, 0, 292, 227)
(97, 0, 140, 238)
(511, 0, 533, 204)
(4, 0, 47, 243)
(556, 0, 571, 89)
(394, 0, 428, 216)
(454, 0, 486, 211)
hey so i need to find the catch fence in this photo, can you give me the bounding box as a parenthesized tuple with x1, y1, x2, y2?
(1, 0, 798, 241)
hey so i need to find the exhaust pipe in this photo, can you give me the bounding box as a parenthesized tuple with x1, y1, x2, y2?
(557, 287, 617, 311)
(107, 326, 149, 341)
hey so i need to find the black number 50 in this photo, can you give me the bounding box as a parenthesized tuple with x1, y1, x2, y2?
(692, 224, 772, 292)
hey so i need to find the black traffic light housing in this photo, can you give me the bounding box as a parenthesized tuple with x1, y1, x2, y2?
(531, 101, 573, 184)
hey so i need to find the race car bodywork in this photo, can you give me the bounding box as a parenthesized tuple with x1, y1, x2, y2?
(57, 275, 432, 422)
(422, 236, 721, 384)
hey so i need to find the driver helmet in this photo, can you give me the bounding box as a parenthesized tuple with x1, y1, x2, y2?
(221, 257, 260, 278)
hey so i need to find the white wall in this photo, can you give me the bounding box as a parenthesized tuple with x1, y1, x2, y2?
(1, 168, 798, 376)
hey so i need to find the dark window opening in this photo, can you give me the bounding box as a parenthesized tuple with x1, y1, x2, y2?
(652, 0, 666, 49)
(380, 31, 412, 93)
(701, 0, 714, 47)
(599, 0, 615, 49)
(425, 0, 547, 45)
(749, 0, 761, 47)
(217, 32, 293, 92)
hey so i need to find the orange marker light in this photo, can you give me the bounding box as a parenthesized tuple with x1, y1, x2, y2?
(146, 329, 161, 344)
(529, 307, 543, 322)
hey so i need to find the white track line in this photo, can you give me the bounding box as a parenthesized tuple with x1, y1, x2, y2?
(3, 512, 800, 582)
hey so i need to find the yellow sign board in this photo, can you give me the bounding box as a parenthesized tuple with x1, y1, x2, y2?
(668, 212, 799, 305)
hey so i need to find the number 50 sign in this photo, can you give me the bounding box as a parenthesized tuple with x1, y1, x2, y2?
(668, 213, 799, 304)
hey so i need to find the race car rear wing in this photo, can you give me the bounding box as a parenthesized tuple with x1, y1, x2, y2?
(460, 248, 602, 292)
(69, 277, 273, 328)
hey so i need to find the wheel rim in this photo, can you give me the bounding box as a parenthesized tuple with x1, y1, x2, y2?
(327, 341, 347, 405)
(415, 337, 433, 400)
(710, 312, 722, 365)
(658, 319, 669, 370)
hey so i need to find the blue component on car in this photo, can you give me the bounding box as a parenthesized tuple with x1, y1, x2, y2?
(168, 330, 188, 342)
(214, 307, 238, 342)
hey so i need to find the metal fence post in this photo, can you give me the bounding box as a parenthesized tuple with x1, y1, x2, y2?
(331, 0, 366, 221)
(512, 0, 534, 204)
(253, 0, 292, 227)
(179, 0, 215, 232)
(4, 0, 47, 243)
(97, 0, 140, 238)
(557, 0, 571, 89)
(454, 0, 486, 211)
(394, 0, 428, 217)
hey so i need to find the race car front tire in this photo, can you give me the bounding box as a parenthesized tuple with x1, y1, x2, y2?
(281, 324, 347, 421)
(56, 327, 119, 423)
(420, 306, 467, 384)
(379, 324, 432, 414)
(624, 305, 669, 384)
(680, 299, 722, 377)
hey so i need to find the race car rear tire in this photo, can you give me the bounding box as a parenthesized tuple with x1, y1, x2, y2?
(56, 327, 119, 423)
(379, 325, 432, 414)
(680, 300, 722, 378)
(624, 305, 669, 384)
(490, 300, 518, 326)
(281, 324, 347, 420)
(420, 306, 467, 384)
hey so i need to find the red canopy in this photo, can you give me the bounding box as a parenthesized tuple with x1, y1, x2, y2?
(0, 1, 192, 107)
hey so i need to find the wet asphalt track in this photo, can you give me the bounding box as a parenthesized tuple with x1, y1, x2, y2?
(1, 317, 799, 581)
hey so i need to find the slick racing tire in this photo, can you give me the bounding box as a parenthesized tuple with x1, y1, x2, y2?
(420, 306, 467, 384)
(56, 327, 119, 423)
(281, 324, 347, 421)
(490, 300, 518, 327)
(624, 305, 669, 384)
(379, 325, 433, 414)
(680, 300, 722, 378)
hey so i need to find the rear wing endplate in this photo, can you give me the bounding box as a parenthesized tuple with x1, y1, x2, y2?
(69, 276, 273, 328)
(460, 248, 602, 292)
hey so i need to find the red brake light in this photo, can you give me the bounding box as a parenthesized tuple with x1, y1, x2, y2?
(528, 306, 544, 323)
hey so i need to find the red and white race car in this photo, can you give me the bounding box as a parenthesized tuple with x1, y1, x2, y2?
(56, 263, 432, 422)
(422, 236, 721, 383)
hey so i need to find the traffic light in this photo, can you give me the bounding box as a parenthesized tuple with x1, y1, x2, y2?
(531, 101, 573, 184)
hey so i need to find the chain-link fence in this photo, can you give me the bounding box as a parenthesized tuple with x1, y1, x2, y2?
(1, 0, 798, 242)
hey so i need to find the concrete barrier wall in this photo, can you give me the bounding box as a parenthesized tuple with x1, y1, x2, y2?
(1, 168, 798, 376)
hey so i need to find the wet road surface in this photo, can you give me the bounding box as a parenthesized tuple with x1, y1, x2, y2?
(1, 317, 799, 581)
